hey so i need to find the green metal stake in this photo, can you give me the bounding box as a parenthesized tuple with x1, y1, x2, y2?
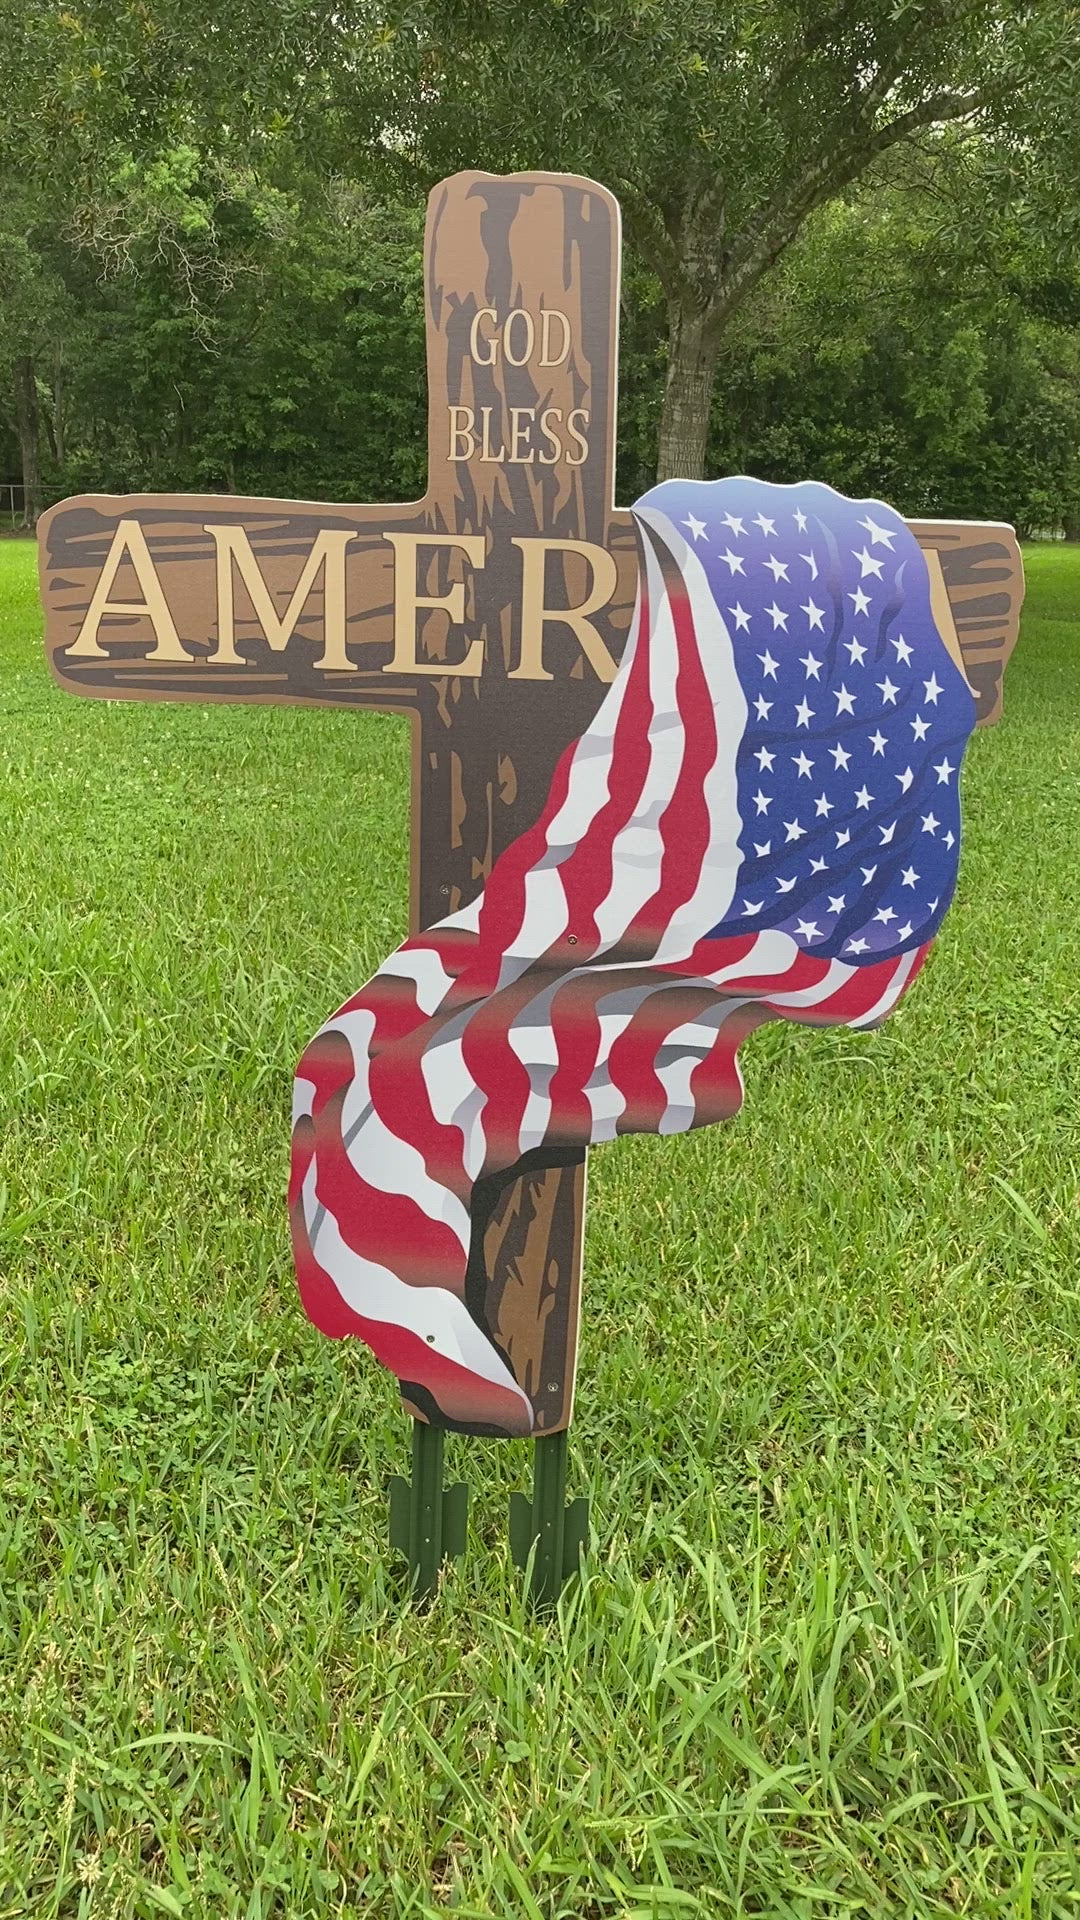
(389, 1419, 468, 1599)
(509, 1429, 590, 1608)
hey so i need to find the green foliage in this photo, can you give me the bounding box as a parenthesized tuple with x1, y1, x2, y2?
(2, 537, 1080, 1912)
(34, 188, 429, 506)
(700, 162, 1080, 531)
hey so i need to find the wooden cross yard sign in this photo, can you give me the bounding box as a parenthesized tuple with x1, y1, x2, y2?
(38, 170, 1024, 1468)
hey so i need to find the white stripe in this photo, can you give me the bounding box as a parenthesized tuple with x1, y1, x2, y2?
(377, 944, 455, 1016)
(318, 1006, 376, 1106)
(593, 544, 686, 950)
(655, 997, 751, 1133)
(301, 1166, 531, 1412)
(338, 1096, 471, 1248)
(634, 513, 749, 962)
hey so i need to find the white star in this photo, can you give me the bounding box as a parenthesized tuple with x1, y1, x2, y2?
(795, 699, 815, 728)
(809, 855, 828, 873)
(801, 551, 819, 580)
(721, 511, 745, 537)
(897, 921, 913, 941)
(795, 919, 822, 943)
(754, 790, 772, 815)
(793, 508, 808, 533)
(830, 743, 852, 771)
(854, 545, 884, 580)
(928, 897, 939, 913)
(753, 512, 777, 536)
(828, 894, 846, 915)
(874, 907, 897, 925)
(729, 602, 751, 632)
(834, 685, 856, 716)
(766, 601, 789, 631)
(755, 746, 776, 771)
(944, 829, 956, 849)
(800, 651, 823, 680)
(901, 866, 919, 887)
(877, 676, 899, 706)
(879, 821, 897, 845)
(776, 875, 798, 894)
(896, 766, 914, 793)
(911, 713, 931, 741)
(764, 554, 790, 582)
(892, 635, 914, 666)
(758, 649, 779, 680)
(861, 865, 878, 884)
(753, 840, 771, 857)
(683, 513, 707, 542)
(721, 547, 745, 576)
(921, 812, 939, 835)
(859, 515, 897, 549)
(792, 750, 814, 777)
(923, 674, 943, 705)
(814, 793, 834, 817)
(845, 636, 868, 666)
(933, 757, 955, 784)
(802, 598, 825, 632)
(835, 828, 852, 847)
(754, 695, 772, 721)
(869, 729, 888, 756)
(850, 587, 871, 617)
(846, 937, 870, 955)
(784, 818, 807, 842)
(855, 786, 873, 810)
(741, 899, 764, 917)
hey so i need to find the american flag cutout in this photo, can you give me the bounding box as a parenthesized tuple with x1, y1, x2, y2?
(290, 478, 977, 1435)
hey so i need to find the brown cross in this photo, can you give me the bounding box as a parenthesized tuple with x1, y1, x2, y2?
(38, 168, 1024, 1437)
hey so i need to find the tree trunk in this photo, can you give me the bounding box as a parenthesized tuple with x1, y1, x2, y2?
(53, 348, 66, 467)
(13, 355, 41, 527)
(656, 298, 719, 483)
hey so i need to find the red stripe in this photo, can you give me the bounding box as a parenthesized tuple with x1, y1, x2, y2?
(543, 573, 655, 962)
(543, 975, 606, 1149)
(290, 1198, 531, 1432)
(608, 985, 711, 1136)
(312, 1083, 467, 1289)
(367, 1016, 473, 1201)
(624, 545, 718, 949)
(457, 972, 545, 1172)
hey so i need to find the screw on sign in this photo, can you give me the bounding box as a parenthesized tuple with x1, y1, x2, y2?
(38, 170, 1025, 1605)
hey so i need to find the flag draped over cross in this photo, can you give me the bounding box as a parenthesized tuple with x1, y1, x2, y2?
(38, 169, 1025, 1445)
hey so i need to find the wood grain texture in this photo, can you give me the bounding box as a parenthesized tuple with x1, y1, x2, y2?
(37, 170, 1025, 1437)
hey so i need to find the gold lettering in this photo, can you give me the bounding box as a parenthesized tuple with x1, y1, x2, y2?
(66, 518, 186, 662)
(205, 525, 356, 671)
(565, 409, 590, 467)
(479, 406, 506, 462)
(383, 533, 486, 677)
(503, 308, 535, 367)
(448, 405, 476, 461)
(509, 538, 618, 683)
(539, 309, 571, 367)
(508, 407, 536, 464)
(538, 407, 563, 465)
(469, 308, 499, 364)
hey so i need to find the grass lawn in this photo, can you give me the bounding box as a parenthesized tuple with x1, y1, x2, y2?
(2, 532, 1079, 1919)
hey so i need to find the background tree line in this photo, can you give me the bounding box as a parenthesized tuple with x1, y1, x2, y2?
(2, 0, 1079, 533)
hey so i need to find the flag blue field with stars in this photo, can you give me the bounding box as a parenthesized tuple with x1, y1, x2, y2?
(636, 476, 977, 964)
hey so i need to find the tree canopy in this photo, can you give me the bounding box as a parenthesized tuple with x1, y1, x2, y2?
(1, 0, 1079, 519)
